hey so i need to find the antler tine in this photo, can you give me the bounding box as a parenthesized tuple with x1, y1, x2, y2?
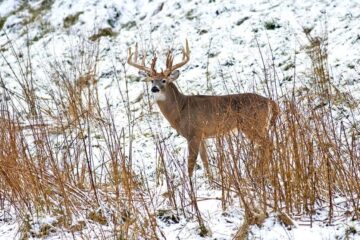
(182, 39, 190, 60)
(166, 50, 174, 69)
(127, 43, 154, 75)
(162, 40, 190, 76)
(151, 55, 157, 74)
(170, 39, 190, 72)
(165, 51, 170, 68)
(162, 50, 172, 76)
(142, 50, 146, 66)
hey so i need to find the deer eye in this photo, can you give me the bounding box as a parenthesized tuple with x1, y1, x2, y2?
(162, 80, 166, 83)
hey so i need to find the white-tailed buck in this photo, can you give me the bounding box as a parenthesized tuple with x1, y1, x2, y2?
(128, 40, 279, 178)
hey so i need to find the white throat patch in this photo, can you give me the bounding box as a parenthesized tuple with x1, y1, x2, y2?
(153, 91, 166, 101)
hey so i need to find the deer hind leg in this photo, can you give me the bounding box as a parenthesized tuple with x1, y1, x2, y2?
(255, 134, 273, 175)
(244, 128, 273, 172)
(187, 137, 201, 178)
(258, 135, 272, 162)
(199, 140, 213, 181)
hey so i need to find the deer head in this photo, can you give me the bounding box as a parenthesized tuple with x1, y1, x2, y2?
(127, 40, 190, 101)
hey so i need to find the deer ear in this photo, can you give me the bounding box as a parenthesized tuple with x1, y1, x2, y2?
(168, 70, 180, 82)
(139, 71, 149, 78)
(138, 71, 151, 81)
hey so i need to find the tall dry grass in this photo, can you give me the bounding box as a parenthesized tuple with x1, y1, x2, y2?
(0, 37, 164, 239)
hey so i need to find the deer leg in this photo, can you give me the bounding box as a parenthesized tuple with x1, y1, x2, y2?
(258, 135, 272, 161)
(243, 128, 273, 175)
(200, 140, 213, 181)
(253, 134, 273, 172)
(187, 137, 201, 178)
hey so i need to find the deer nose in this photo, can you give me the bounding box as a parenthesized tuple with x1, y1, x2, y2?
(151, 86, 160, 93)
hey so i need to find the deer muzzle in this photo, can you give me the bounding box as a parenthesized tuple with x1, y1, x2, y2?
(151, 86, 160, 93)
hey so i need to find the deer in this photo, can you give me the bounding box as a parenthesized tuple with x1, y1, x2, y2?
(127, 40, 279, 179)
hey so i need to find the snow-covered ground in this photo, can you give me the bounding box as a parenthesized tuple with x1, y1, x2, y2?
(1, 0, 360, 239)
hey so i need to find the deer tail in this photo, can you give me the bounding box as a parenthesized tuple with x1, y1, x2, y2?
(270, 100, 280, 127)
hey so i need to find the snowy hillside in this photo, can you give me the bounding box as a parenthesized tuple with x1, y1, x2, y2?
(0, 0, 360, 239)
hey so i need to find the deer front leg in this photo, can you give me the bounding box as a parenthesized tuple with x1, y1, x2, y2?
(200, 141, 213, 181)
(187, 137, 201, 178)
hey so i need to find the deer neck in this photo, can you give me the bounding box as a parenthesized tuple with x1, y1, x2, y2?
(156, 82, 186, 129)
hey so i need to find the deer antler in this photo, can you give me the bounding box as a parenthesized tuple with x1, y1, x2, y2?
(127, 43, 157, 76)
(163, 39, 190, 77)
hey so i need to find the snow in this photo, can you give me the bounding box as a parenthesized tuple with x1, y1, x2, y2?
(249, 214, 360, 240)
(0, 0, 20, 17)
(1, 0, 360, 239)
(0, 222, 19, 240)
